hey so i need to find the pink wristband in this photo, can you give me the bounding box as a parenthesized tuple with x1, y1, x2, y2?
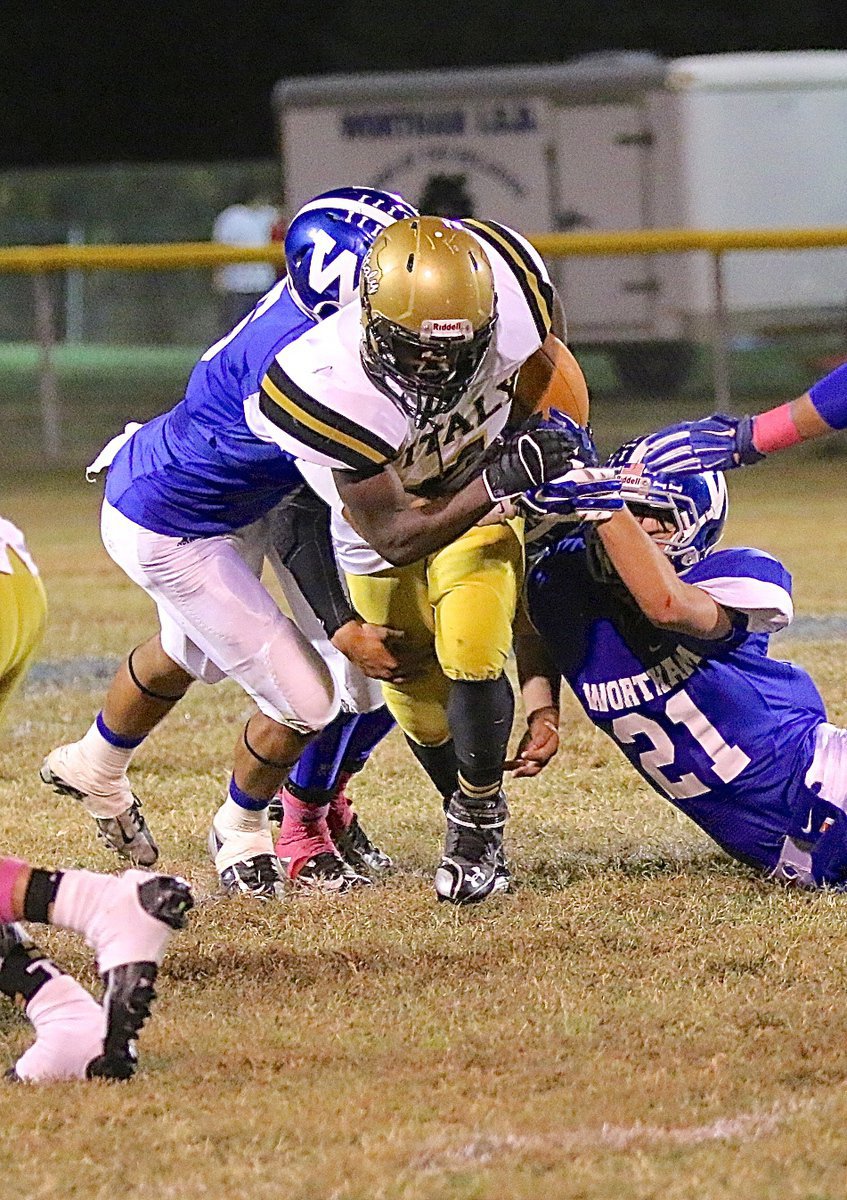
(0, 856, 28, 923)
(752, 404, 802, 455)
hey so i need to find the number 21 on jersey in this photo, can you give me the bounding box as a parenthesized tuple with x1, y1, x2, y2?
(611, 689, 751, 799)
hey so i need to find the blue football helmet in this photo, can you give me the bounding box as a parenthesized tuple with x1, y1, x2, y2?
(607, 437, 728, 568)
(284, 187, 418, 320)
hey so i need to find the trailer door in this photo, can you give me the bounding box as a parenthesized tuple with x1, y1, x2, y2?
(552, 103, 655, 339)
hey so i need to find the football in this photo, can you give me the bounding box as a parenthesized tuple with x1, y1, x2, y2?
(519, 334, 591, 426)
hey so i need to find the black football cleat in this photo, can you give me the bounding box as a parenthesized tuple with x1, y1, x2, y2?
(434, 791, 511, 905)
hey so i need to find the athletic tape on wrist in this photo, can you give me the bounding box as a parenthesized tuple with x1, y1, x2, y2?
(752, 404, 802, 455)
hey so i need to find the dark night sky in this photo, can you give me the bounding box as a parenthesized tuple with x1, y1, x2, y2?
(3, 0, 846, 168)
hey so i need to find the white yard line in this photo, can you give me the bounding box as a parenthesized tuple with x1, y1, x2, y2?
(414, 1096, 817, 1170)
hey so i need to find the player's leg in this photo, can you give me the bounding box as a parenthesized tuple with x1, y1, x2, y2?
(275, 712, 369, 890)
(0, 549, 110, 1081)
(0, 535, 192, 1079)
(44, 503, 338, 897)
(41, 500, 199, 865)
(345, 561, 458, 800)
(133, 532, 338, 899)
(786, 722, 847, 888)
(0, 544, 47, 726)
(266, 554, 391, 888)
(40, 633, 190, 867)
(427, 521, 524, 904)
(325, 706, 397, 873)
(0, 856, 192, 1080)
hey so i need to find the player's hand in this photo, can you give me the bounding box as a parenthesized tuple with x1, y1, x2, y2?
(520, 466, 623, 523)
(331, 621, 419, 682)
(540, 408, 600, 467)
(482, 410, 598, 501)
(638, 413, 764, 474)
(505, 706, 560, 778)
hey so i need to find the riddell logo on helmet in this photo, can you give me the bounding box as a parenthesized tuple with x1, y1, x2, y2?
(619, 463, 649, 494)
(421, 318, 473, 341)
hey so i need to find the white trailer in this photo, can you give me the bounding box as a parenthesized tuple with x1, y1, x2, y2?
(273, 51, 847, 393)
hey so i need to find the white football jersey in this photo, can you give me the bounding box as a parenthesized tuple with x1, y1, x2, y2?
(245, 219, 554, 573)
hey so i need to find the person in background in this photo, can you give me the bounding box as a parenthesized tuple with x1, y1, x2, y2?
(212, 187, 280, 332)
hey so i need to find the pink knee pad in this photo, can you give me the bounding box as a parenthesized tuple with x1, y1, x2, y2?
(0, 856, 28, 923)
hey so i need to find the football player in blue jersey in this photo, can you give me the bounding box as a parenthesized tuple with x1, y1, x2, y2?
(513, 429, 847, 887)
(634, 359, 847, 475)
(40, 187, 422, 900)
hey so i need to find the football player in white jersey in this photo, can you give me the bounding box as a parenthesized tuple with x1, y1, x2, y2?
(0, 516, 192, 1081)
(247, 214, 593, 903)
(40, 189, 422, 902)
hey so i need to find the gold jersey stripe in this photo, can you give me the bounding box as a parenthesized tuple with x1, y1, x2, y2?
(261, 371, 388, 467)
(464, 219, 553, 338)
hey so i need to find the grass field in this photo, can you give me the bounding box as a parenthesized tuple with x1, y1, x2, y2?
(1, 455, 847, 1199)
(2, 321, 847, 1200)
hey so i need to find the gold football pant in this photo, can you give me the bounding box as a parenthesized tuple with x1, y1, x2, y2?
(345, 520, 523, 747)
(0, 549, 47, 726)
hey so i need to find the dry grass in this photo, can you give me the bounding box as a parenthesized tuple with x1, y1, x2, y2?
(1, 461, 847, 1199)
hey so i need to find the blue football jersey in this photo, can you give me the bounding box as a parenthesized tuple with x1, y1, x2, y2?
(526, 536, 828, 874)
(104, 279, 310, 536)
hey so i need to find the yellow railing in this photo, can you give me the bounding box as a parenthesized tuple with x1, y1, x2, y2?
(3, 226, 847, 272)
(4, 227, 847, 459)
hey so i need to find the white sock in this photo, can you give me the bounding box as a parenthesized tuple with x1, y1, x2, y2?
(212, 799, 274, 873)
(50, 869, 112, 943)
(214, 796, 269, 836)
(15, 974, 105, 1081)
(76, 718, 139, 783)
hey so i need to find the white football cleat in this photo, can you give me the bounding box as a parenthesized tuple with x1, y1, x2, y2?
(208, 822, 285, 902)
(40, 744, 158, 867)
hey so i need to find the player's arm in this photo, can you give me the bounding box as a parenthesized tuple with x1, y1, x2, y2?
(639, 361, 847, 475)
(595, 509, 734, 640)
(509, 605, 562, 778)
(333, 423, 590, 568)
(334, 465, 496, 567)
(268, 481, 412, 682)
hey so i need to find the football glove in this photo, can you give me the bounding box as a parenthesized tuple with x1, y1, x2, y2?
(482, 409, 598, 501)
(521, 467, 623, 523)
(638, 413, 764, 475)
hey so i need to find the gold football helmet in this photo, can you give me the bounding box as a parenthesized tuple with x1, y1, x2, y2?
(359, 216, 497, 425)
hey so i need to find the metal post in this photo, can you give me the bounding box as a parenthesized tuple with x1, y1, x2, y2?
(32, 273, 61, 461)
(65, 225, 85, 343)
(711, 250, 731, 410)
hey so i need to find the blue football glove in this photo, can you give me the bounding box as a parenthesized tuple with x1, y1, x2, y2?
(540, 408, 600, 467)
(521, 467, 623, 523)
(638, 413, 764, 474)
